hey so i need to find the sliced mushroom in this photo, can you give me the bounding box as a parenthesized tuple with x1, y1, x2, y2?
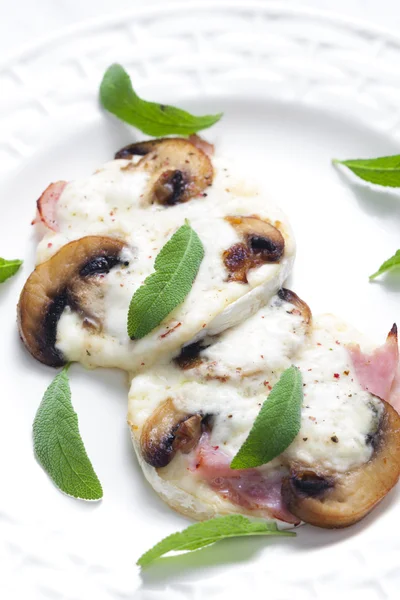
(115, 139, 164, 159)
(71, 253, 125, 328)
(224, 216, 285, 283)
(140, 398, 210, 468)
(174, 340, 209, 370)
(68, 277, 105, 329)
(115, 135, 214, 159)
(117, 138, 213, 206)
(172, 415, 203, 455)
(278, 288, 312, 325)
(18, 236, 126, 367)
(282, 400, 400, 528)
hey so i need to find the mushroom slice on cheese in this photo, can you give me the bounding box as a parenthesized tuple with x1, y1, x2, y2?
(128, 307, 400, 529)
(18, 236, 126, 366)
(25, 142, 295, 372)
(281, 317, 400, 528)
(140, 398, 211, 468)
(282, 398, 400, 528)
(115, 139, 164, 159)
(115, 135, 214, 160)
(223, 216, 285, 283)
(116, 138, 213, 206)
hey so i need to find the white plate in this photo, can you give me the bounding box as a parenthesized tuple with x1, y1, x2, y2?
(1, 2, 400, 599)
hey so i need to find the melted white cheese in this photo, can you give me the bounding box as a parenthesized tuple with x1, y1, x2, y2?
(36, 155, 295, 372)
(185, 294, 306, 388)
(284, 315, 383, 472)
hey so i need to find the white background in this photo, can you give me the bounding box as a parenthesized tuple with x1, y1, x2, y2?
(1, 0, 400, 61)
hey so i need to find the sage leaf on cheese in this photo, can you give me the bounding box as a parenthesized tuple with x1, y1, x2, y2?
(0, 258, 22, 283)
(333, 155, 400, 187)
(127, 221, 204, 339)
(100, 64, 222, 136)
(230, 366, 303, 469)
(370, 249, 400, 280)
(137, 515, 295, 567)
(33, 366, 103, 500)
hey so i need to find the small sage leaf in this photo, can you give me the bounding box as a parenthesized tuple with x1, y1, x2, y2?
(100, 64, 222, 136)
(33, 366, 103, 500)
(230, 366, 303, 469)
(370, 249, 400, 280)
(127, 221, 204, 339)
(333, 155, 400, 187)
(0, 258, 22, 283)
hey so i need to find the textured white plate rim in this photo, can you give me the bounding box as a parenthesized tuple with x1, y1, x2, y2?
(3, 4, 400, 599)
(3, 0, 400, 72)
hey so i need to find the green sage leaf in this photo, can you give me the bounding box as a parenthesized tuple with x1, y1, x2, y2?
(333, 155, 400, 187)
(100, 64, 222, 136)
(370, 249, 400, 280)
(137, 515, 295, 567)
(33, 366, 103, 500)
(127, 221, 204, 339)
(230, 366, 303, 469)
(0, 258, 22, 283)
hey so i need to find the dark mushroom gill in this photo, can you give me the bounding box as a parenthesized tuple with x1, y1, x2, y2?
(140, 398, 213, 468)
(18, 236, 126, 367)
(282, 400, 400, 528)
(116, 138, 213, 206)
(224, 216, 285, 283)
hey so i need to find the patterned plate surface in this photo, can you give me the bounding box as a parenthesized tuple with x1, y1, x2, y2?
(1, 3, 400, 599)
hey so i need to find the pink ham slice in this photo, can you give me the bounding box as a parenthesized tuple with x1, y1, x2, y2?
(32, 181, 67, 232)
(348, 324, 399, 406)
(193, 438, 299, 525)
(188, 134, 214, 157)
(388, 367, 400, 414)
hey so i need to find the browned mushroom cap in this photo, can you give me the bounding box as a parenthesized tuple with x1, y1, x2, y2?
(122, 139, 213, 206)
(282, 400, 400, 528)
(278, 288, 312, 325)
(174, 340, 208, 370)
(115, 139, 165, 159)
(140, 398, 211, 468)
(115, 135, 214, 160)
(18, 236, 126, 367)
(223, 216, 285, 283)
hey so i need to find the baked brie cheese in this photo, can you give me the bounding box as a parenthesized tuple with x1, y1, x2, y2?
(127, 290, 311, 525)
(18, 138, 295, 372)
(128, 298, 400, 528)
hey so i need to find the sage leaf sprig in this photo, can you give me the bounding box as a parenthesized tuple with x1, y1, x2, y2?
(137, 515, 295, 567)
(333, 155, 400, 281)
(127, 221, 204, 339)
(333, 155, 400, 187)
(100, 64, 223, 136)
(370, 249, 400, 280)
(230, 366, 303, 469)
(33, 366, 103, 500)
(0, 258, 22, 283)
